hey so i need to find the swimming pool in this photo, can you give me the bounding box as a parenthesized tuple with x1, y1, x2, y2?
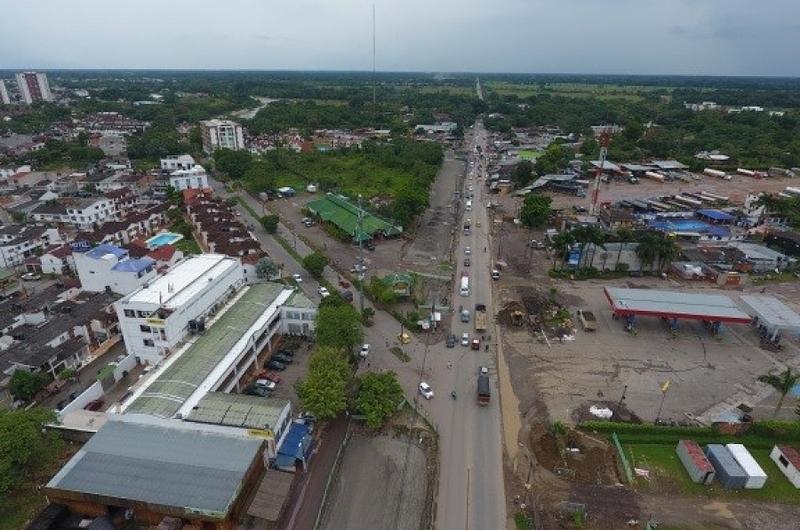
(146, 232, 184, 249)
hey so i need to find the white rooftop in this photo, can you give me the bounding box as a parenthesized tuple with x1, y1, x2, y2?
(125, 254, 240, 309)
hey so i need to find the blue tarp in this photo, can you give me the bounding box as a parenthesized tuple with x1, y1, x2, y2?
(278, 422, 313, 460)
(112, 257, 155, 273)
(696, 209, 735, 222)
(86, 243, 128, 260)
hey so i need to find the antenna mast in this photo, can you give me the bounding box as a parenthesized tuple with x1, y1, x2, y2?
(590, 128, 611, 215)
(372, 4, 376, 105)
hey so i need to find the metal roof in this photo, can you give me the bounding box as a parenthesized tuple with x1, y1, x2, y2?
(186, 392, 287, 431)
(739, 295, 800, 333)
(284, 289, 315, 309)
(126, 283, 285, 418)
(604, 287, 752, 323)
(46, 420, 262, 518)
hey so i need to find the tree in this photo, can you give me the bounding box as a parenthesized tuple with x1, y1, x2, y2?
(535, 143, 571, 176)
(243, 160, 277, 190)
(213, 148, 253, 179)
(9, 370, 50, 402)
(315, 303, 363, 353)
(570, 225, 606, 268)
(302, 252, 329, 278)
(356, 371, 404, 429)
(296, 346, 351, 421)
(392, 182, 428, 229)
(0, 408, 63, 497)
(255, 256, 279, 280)
(635, 231, 679, 273)
(165, 186, 183, 208)
(57, 368, 76, 381)
(260, 214, 279, 234)
(550, 231, 576, 268)
(519, 193, 552, 228)
(511, 160, 535, 187)
(758, 368, 800, 418)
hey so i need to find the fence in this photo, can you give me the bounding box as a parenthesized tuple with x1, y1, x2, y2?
(57, 381, 103, 418)
(611, 432, 634, 484)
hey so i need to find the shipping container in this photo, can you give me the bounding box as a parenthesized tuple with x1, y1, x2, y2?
(676, 440, 715, 485)
(705, 444, 748, 489)
(726, 444, 767, 489)
(770, 445, 800, 488)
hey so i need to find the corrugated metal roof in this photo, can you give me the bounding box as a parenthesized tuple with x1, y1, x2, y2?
(187, 392, 286, 430)
(46, 421, 262, 517)
(126, 283, 285, 418)
(605, 287, 751, 323)
(284, 289, 315, 309)
(739, 295, 800, 332)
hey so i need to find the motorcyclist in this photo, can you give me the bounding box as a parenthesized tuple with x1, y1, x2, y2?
(451, 390, 457, 399)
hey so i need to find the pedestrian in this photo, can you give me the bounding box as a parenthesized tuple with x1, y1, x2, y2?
(367, 362, 371, 368)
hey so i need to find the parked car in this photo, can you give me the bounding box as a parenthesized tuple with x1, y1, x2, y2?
(255, 378, 277, 391)
(270, 353, 293, 364)
(292, 273, 303, 283)
(464, 246, 471, 255)
(276, 349, 295, 358)
(318, 286, 330, 298)
(21, 272, 41, 281)
(84, 399, 104, 411)
(359, 344, 370, 358)
(464, 257, 471, 267)
(263, 371, 282, 383)
(245, 385, 270, 397)
(479, 365, 489, 375)
(419, 382, 434, 400)
(266, 360, 286, 371)
(471, 338, 481, 350)
(461, 332, 470, 346)
(446, 334, 456, 348)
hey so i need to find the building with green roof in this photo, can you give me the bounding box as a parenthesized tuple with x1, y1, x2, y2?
(306, 193, 403, 243)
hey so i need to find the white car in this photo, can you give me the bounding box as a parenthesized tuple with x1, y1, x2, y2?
(255, 379, 277, 391)
(21, 272, 41, 281)
(359, 344, 370, 358)
(292, 273, 303, 283)
(464, 246, 471, 256)
(317, 286, 330, 298)
(461, 332, 470, 346)
(479, 366, 489, 375)
(419, 382, 434, 400)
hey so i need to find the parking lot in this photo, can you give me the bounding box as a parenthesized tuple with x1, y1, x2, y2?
(498, 275, 800, 425)
(242, 337, 313, 410)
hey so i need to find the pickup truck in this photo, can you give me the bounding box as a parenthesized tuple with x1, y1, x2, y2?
(474, 304, 487, 333)
(577, 309, 597, 332)
(477, 374, 490, 406)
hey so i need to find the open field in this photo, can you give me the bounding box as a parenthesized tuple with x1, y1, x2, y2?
(485, 81, 658, 101)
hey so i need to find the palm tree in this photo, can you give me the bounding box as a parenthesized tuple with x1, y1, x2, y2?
(634, 232, 661, 273)
(758, 368, 800, 418)
(550, 231, 576, 269)
(570, 225, 605, 268)
(613, 227, 636, 270)
(654, 236, 680, 273)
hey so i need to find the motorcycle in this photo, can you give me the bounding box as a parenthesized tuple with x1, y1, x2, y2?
(450, 391, 457, 400)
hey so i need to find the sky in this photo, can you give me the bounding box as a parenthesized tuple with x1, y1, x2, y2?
(1, 0, 799, 76)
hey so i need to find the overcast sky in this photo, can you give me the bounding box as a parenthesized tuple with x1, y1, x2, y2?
(2, 0, 799, 76)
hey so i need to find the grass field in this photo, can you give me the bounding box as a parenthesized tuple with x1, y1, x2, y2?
(486, 81, 660, 101)
(518, 149, 544, 160)
(625, 443, 800, 504)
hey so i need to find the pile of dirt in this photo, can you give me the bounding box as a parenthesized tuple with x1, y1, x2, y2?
(571, 400, 642, 424)
(529, 427, 620, 486)
(566, 484, 641, 530)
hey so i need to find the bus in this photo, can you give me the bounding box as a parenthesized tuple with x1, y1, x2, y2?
(460, 274, 470, 296)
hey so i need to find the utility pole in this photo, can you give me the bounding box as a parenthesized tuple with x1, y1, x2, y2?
(357, 194, 365, 314)
(589, 129, 611, 215)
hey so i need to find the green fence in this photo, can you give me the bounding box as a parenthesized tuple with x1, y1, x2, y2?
(611, 432, 633, 484)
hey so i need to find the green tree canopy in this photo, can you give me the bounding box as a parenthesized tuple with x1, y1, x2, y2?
(758, 369, 800, 418)
(214, 148, 253, 179)
(315, 303, 363, 353)
(296, 346, 351, 420)
(302, 252, 329, 278)
(0, 407, 63, 498)
(356, 371, 404, 429)
(519, 193, 552, 228)
(9, 371, 50, 402)
(511, 160, 535, 187)
(535, 144, 572, 176)
(255, 256, 279, 279)
(260, 214, 279, 234)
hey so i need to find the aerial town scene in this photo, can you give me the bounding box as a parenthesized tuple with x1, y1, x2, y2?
(2, 2, 800, 530)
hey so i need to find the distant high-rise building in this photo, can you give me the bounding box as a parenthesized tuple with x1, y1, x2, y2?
(200, 119, 245, 153)
(15, 71, 53, 104)
(0, 80, 10, 105)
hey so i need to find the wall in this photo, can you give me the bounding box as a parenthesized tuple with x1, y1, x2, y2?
(58, 381, 103, 418)
(113, 353, 138, 381)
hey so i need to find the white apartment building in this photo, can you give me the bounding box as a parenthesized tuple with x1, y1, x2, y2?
(74, 244, 157, 295)
(169, 165, 208, 191)
(160, 154, 197, 172)
(200, 119, 245, 153)
(115, 254, 245, 364)
(15, 71, 53, 104)
(31, 196, 117, 229)
(0, 224, 62, 268)
(0, 80, 10, 105)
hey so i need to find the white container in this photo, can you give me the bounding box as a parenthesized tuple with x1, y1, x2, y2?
(726, 443, 767, 489)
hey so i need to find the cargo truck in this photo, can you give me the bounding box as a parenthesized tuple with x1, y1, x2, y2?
(577, 309, 597, 331)
(474, 304, 487, 332)
(477, 374, 490, 405)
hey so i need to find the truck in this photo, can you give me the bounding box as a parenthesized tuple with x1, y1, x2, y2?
(477, 374, 490, 406)
(460, 275, 470, 297)
(577, 309, 597, 331)
(474, 304, 487, 333)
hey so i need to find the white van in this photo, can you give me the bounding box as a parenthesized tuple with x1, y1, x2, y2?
(460, 275, 470, 296)
(465, 200, 472, 211)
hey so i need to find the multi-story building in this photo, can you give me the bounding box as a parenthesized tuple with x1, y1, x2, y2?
(160, 154, 197, 172)
(15, 71, 53, 104)
(74, 244, 157, 296)
(0, 80, 10, 105)
(0, 224, 62, 268)
(200, 119, 245, 153)
(30, 196, 117, 229)
(114, 254, 246, 364)
(169, 165, 208, 191)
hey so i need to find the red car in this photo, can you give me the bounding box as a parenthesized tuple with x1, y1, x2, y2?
(471, 338, 481, 351)
(255, 370, 282, 384)
(84, 399, 104, 411)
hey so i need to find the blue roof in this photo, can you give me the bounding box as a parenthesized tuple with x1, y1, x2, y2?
(648, 219, 730, 238)
(86, 243, 128, 260)
(278, 422, 313, 460)
(696, 209, 734, 222)
(112, 257, 155, 273)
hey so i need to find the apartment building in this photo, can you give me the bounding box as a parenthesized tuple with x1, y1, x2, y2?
(200, 119, 245, 153)
(169, 164, 208, 191)
(74, 244, 157, 295)
(15, 71, 53, 104)
(0, 80, 10, 105)
(160, 154, 197, 171)
(0, 224, 62, 268)
(31, 196, 117, 229)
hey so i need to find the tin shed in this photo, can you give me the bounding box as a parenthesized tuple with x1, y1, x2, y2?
(770, 445, 800, 488)
(676, 440, 715, 485)
(705, 444, 748, 489)
(726, 444, 767, 489)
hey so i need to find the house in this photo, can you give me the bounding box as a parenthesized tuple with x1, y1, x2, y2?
(160, 154, 197, 171)
(31, 196, 118, 230)
(38, 244, 74, 275)
(770, 446, 800, 488)
(146, 244, 184, 271)
(169, 165, 208, 191)
(74, 244, 157, 296)
(0, 224, 62, 268)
